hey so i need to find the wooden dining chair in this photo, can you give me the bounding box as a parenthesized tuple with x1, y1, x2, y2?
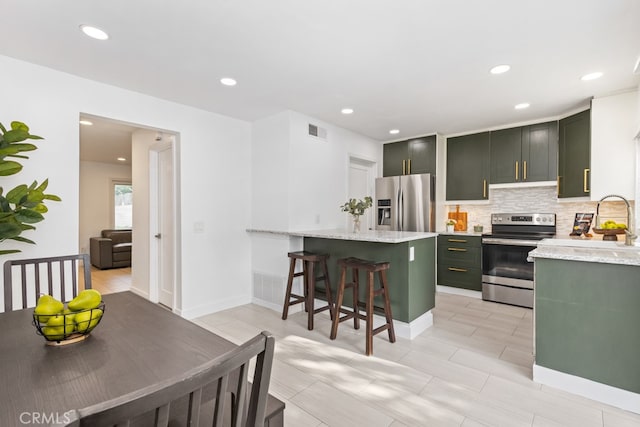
(64, 331, 276, 427)
(3, 253, 92, 312)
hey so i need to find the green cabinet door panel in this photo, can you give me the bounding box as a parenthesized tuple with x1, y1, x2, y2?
(304, 237, 436, 323)
(522, 121, 558, 182)
(407, 135, 436, 175)
(383, 141, 408, 177)
(535, 258, 640, 393)
(383, 136, 437, 177)
(490, 122, 558, 184)
(558, 109, 590, 198)
(446, 132, 490, 201)
(490, 127, 522, 184)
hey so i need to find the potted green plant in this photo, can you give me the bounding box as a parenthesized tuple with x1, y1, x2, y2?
(446, 219, 456, 233)
(0, 121, 61, 254)
(340, 196, 372, 233)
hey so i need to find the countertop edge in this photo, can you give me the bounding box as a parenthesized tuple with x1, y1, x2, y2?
(247, 228, 438, 243)
(528, 247, 640, 267)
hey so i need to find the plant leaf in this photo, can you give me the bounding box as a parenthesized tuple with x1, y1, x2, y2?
(35, 179, 48, 192)
(6, 184, 29, 204)
(0, 222, 22, 240)
(43, 194, 61, 202)
(10, 143, 37, 152)
(3, 129, 29, 143)
(0, 122, 7, 133)
(10, 121, 29, 132)
(14, 209, 44, 224)
(0, 249, 22, 255)
(9, 236, 35, 244)
(0, 161, 22, 176)
(33, 203, 48, 213)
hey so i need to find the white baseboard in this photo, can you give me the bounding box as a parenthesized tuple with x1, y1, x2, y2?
(252, 297, 285, 313)
(128, 286, 149, 299)
(533, 364, 640, 414)
(436, 285, 482, 299)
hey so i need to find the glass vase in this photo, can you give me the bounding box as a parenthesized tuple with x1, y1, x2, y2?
(352, 215, 361, 233)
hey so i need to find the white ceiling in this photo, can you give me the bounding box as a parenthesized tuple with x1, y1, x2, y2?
(2, 0, 639, 143)
(79, 116, 136, 166)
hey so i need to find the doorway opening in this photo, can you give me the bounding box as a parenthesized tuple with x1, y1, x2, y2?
(347, 155, 377, 231)
(79, 114, 180, 311)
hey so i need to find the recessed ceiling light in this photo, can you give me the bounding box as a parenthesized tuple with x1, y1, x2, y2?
(79, 120, 93, 126)
(389, 129, 400, 135)
(581, 72, 603, 81)
(515, 103, 530, 110)
(490, 64, 511, 74)
(117, 157, 127, 162)
(220, 77, 237, 86)
(341, 108, 354, 115)
(80, 25, 109, 41)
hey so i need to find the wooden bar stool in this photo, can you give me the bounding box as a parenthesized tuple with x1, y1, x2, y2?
(282, 251, 334, 330)
(330, 257, 396, 356)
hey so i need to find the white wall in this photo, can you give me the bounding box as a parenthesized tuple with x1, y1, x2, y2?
(79, 161, 132, 254)
(591, 89, 637, 201)
(0, 55, 252, 317)
(250, 110, 382, 309)
(288, 111, 381, 230)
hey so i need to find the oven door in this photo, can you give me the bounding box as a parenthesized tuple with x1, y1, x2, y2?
(481, 238, 537, 308)
(481, 238, 537, 288)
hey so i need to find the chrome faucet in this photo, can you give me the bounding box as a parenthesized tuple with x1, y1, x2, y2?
(597, 194, 637, 246)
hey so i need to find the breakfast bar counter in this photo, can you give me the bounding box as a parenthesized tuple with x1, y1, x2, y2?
(249, 229, 437, 338)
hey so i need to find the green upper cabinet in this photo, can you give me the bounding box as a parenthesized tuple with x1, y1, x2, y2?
(558, 109, 590, 198)
(490, 121, 558, 184)
(446, 132, 490, 201)
(522, 121, 558, 182)
(383, 135, 436, 177)
(490, 127, 522, 183)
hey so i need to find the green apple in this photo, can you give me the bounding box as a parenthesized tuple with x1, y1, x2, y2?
(68, 289, 102, 311)
(75, 308, 103, 333)
(34, 295, 64, 323)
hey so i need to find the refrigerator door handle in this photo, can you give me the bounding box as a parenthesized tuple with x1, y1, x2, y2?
(398, 188, 404, 231)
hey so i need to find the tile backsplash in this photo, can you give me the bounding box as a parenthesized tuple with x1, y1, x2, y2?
(445, 186, 633, 239)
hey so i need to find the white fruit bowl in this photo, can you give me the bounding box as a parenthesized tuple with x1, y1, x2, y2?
(32, 302, 106, 346)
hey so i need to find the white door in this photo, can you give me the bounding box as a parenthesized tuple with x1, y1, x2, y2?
(348, 158, 376, 230)
(157, 146, 175, 308)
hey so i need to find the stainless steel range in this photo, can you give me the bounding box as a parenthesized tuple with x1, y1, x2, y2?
(481, 213, 556, 308)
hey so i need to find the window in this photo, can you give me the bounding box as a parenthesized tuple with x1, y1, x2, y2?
(114, 183, 132, 229)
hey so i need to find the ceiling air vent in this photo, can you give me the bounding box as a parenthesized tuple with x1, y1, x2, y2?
(308, 123, 327, 140)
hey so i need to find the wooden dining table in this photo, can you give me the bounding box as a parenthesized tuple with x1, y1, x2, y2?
(0, 291, 283, 426)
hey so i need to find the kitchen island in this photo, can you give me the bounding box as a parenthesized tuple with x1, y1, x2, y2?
(528, 239, 640, 414)
(248, 229, 438, 339)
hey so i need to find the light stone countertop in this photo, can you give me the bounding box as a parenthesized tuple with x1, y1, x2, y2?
(435, 230, 485, 237)
(247, 228, 438, 243)
(528, 238, 640, 267)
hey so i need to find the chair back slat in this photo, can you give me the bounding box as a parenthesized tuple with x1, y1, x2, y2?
(67, 331, 275, 427)
(3, 254, 91, 312)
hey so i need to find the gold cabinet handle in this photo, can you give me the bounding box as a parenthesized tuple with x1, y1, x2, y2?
(523, 160, 527, 181)
(483, 179, 487, 198)
(515, 161, 519, 181)
(557, 175, 561, 196)
(447, 238, 467, 243)
(448, 267, 467, 272)
(448, 247, 467, 252)
(583, 168, 590, 193)
(402, 160, 406, 175)
(408, 159, 411, 174)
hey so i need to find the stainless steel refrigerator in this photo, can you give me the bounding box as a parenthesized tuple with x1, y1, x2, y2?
(375, 174, 435, 232)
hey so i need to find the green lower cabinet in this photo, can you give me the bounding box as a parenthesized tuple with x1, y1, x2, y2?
(437, 235, 482, 291)
(535, 258, 640, 393)
(304, 237, 436, 323)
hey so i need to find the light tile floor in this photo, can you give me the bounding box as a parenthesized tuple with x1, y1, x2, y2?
(194, 293, 640, 427)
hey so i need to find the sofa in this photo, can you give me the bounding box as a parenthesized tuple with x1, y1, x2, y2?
(90, 229, 132, 269)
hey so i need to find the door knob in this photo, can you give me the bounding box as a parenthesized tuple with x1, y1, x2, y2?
(154, 233, 162, 239)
